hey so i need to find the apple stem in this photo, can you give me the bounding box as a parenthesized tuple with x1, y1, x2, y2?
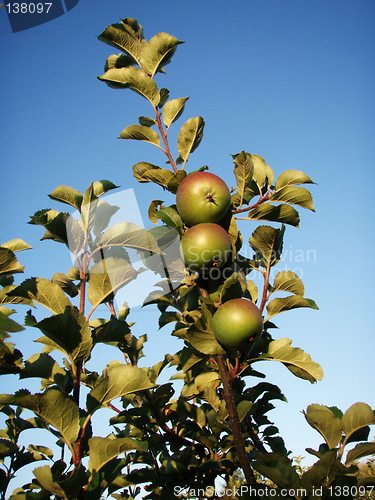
(154, 106, 178, 173)
(215, 354, 257, 485)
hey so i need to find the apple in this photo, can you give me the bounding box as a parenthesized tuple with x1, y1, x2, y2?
(176, 171, 231, 226)
(212, 298, 263, 348)
(180, 223, 232, 274)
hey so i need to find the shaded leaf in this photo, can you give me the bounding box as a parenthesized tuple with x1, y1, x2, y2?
(249, 225, 285, 269)
(104, 52, 135, 71)
(88, 437, 147, 472)
(133, 162, 175, 189)
(177, 116, 205, 166)
(185, 326, 226, 356)
(8, 278, 71, 314)
(157, 205, 184, 234)
(119, 124, 160, 146)
(246, 203, 300, 227)
(303, 404, 343, 449)
(162, 97, 189, 129)
(0, 341, 23, 374)
(251, 154, 273, 191)
(266, 295, 318, 321)
(29, 209, 70, 245)
(271, 185, 315, 211)
(345, 442, 375, 465)
(342, 403, 375, 443)
(139, 115, 157, 127)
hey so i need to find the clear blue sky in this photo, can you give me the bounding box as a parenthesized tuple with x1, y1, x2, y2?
(1, 0, 375, 472)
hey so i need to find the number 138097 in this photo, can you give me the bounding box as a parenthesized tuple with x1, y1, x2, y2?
(6, 3, 52, 14)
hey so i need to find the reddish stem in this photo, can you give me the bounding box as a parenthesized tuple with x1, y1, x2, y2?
(154, 107, 178, 172)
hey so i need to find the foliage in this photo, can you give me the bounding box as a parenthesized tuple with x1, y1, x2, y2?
(0, 16, 374, 500)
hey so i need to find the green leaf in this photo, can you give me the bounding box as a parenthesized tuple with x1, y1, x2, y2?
(48, 185, 83, 210)
(0, 239, 32, 253)
(98, 19, 145, 65)
(186, 326, 226, 356)
(33, 464, 87, 500)
(86, 363, 155, 414)
(263, 338, 324, 383)
(237, 400, 253, 422)
(162, 97, 189, 129)
(251, 154, 274, 191)
(177, 116, 205, 166)
(133, 161, 175, 189)
(0, 438, 19, 458)
(266, 295, 319, 321)
(139, 115, 157, 127)
(87, 257, 138, 308)
(0, 341, 23, 374)
(249, 225, 285, 269)
(303, 404, 343, 449)
(342, 403, 375, 443)
(345, 442, 375, 465)
(88, 437, 147, 473)
(29, 209, 70, 245)
(104, 52, 136, 71)
(119, 124, 160, 146)
(140, 32, 183, 76)
(252, 459, 300, 490)
(272, 271, 305, 295)
(245, 203, 301, 227)
(98, 67, 160, 106)
(8, 277, 71, 314)
(148, 199, 164, 224)
(0, 389, 80, 449)
(92, 318, 131, 345)
(92, 180, 120, 197)
(34, 305, 93, 363)
(0, 247, 24, 276)
(0, 310, 24, 334)
(51, 273, 79, 298)
(174, 398, 206, 429)
(232, 151, 254, 207)
(20, 352, 66, 383)
(270, 185, 315, 211)
(98, 221, 162, 254)
(275, 169, 315, 190)
(156, 206, 184, 234)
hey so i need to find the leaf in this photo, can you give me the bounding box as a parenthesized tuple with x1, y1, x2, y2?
(92, 318, 131, 345)
(0, 239, 32, 253)
(98, 19, 145, 65)
(345, 442, 375, 465)
(232, 151, 254, 207)
(175, 398, 206, 429)
(29, 209, 70, 245)
(104, 52, 136, 71)
(119, 124, 160, 146)
(275, 169, 315, 190)
(33, 464, 87, 500)
(86, 364, 155, 414)
(271, 185, 315, 211)
(87, 257, 138, 308)
(249, 225, 285, 269)
(263, 338, 324, 383)
(133, 162, 175, 189)
(266, 295, 319, 321)
(0, 247, 24, 276)
(272, 271, 305, 296)
(8, 278, 71, 314)
(186, 326, 226, 356)
(48, 185, 83, 210)
(177, 116, 205, 166)
(98, 221, 162, 254)
(140, 32, 183, 76)
(34, 305, 93, 363)
(0, 310, 24, 334)
(251, 154, 273, 191)
(0, 389, 80, 449)
(0, 341, 23, 374)
(148, 199, 164, 224)
(139, 115, 157, 127)
(51, 273, 79, 298)
(246, 203, 301, 227)
(162, 97, 189, 129)
(156, 206, 184, 234)
(20, 352, 66, 382)
(98, 67, 160, 106)
(92, 180, 120, 197)
(88, 437, 147, 473)
(303, 404, 343, 449)
(342, 403, 375, 443)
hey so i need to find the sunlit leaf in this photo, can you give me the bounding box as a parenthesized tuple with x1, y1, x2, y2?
(245, 203, 300, 227)
(92, 180, 120, 197)
(249, 225, 285, 269)
(88, 437, 147, 473)
(98, 221, 162, 254)
(140, 32, 183, 76)
(303, 404, 343, 449)
(342, 403, 375, 443)
(0, 247, 24, 276)
(8, 278, 71, 314)
(272, 271, 305, 296)
(266, 295, 318, 321)
(232, 151, 254, 208)
(270, 185, 315, 211)
(275, 169, 315, 190)
(98, 19, 145, 65)
(162, 97, 189, 129)
(0, 239, 32, 253)
(177, 116, 205, 166)
(119, 124, 160, 146)
(48, 185, 83, 210)
(133, 162, 175, 189)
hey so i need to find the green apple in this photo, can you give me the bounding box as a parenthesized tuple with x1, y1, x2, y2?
(180, 223, 232, 274)
(176, 171, 231, 226)
(212, 298, 263, 348)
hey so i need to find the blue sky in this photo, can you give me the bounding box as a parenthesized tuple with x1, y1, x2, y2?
(1, 0, 375, 474)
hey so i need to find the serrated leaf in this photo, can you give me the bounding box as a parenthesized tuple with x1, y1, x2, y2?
(0, 310, 24, 333)
(29, 209, 70, 245)
(174, 398, 206, 429)
(20, 352, 66, 382)
(92, 317, 131, 345)
(119, 124, 160, 146)
(0, 341, 23, 374)
(272, 271, 305, 295)
(245, 203, 300, 227)
(342, 403, 375, 443)
(249, 225, 285, 269)
(140, 32, 183, 76)
(8, 278, 71, 314)
(87, 257, 138, 308)
(162, 97, 189, 129)
(104, 52, 135, 71)
(303, 404, 343, 449)
(177, 116, 205, 167)
(88, 437, 147, 473)
(33, 464, 87, 500)
(263, 338, 323, 383)
(232, 151, 254, 207)
(86, 364, 155, 414)
(0, 239, 32, 253)
(98, 19, 145, 65)
(0, 389, 80, 449)
(98, 221, 162, 254)
(133, 162, 175, 189)
(157, 206, 184, 233)
(186, 326, 226, 356)
(251, 154, 273, 191)
(51, 272, 79, 298)
(271, 185, 315, 211)
(98, 67, 160, 106)
(345, 442, 375, 465)
(48, 185, 83, 210)
(275, 169, 315, 190)
(0, 248, 24, 276)
(266, 295, 318, 321)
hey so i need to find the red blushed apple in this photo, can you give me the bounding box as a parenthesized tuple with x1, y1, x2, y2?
(180, 223, 232, 274)
(212, 298, 263, 348)
(176, 171, 231, 226)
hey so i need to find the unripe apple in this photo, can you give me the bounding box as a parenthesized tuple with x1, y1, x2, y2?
(180, 223, 232, 274)
(212, 298, 263, 348)
(176, 171, 231, 226)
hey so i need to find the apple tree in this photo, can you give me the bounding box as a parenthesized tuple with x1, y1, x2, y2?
(0, 16, 374, 500)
